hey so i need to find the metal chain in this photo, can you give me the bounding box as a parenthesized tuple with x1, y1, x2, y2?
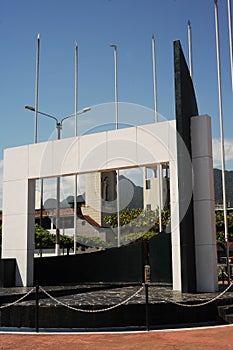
(0, 287, 35, 309)
(167, 282, 233, 308)
(0, 282, 232, 312)
(39, 285, 144, 313)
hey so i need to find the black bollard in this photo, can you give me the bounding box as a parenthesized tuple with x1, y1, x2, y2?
(145, 283, 150, 331)
(144, 264, 150, 332)
(35, 285, 39, 332)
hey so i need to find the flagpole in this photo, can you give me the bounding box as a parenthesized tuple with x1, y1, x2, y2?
(152, 34, 162, 232)
(74, 41, 78, 254)
(34, 33, 40, 143)
(75, 42, 78, 137)
(152, 34, 158, 123)
(187, 20, 193, 80)
(34, 33, 44, 237)
(214, 0, 231, 283)
(111, 44, 121, 247)
(227, 0, 233, 92)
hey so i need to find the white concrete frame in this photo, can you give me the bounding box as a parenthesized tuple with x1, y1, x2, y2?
(2, 117, 217, 291)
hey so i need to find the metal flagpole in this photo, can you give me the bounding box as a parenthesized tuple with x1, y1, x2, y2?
(34, 33, 40, 144)
(34, 33, 44, 243)
(152, 34, 158, 123)
(187, 20, 193, 79)
(227, 0, 233, 92)
(187, 20, 193, 80)
(214, 0, 231, 282)
(152, 34, 162, 232)
(39, 179, 43, 227)
(74, 42, 78, 254)
(111, 44, 119, 128)
(75, 42, 78, 137)
(111, 44, 121, 247)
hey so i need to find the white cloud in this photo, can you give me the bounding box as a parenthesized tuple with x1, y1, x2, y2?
(212, 138, 233, 169)
(120, 167, 143, 187)
(36, 178, 56, 204)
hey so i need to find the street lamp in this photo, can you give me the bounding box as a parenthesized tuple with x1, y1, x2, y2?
(25, 105, 91, 140)
(25, 105, 91, 256)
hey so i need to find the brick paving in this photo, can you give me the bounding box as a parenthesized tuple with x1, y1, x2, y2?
(0, 325, 233, 350)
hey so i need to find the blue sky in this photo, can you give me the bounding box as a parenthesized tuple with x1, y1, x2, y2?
(0, 0, 233, 207)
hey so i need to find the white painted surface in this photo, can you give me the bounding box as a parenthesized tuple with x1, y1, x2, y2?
(170, 159, 182, 291)
(2, 179, 35, 286)
(191, 115, 218, 292)
(3, 121, 181, 287)
(2, 118, 217, 291)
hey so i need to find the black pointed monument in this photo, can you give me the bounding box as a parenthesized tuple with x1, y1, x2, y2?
(174, 40, 198, 293)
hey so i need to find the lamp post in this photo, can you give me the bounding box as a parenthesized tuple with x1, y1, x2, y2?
(25, 105, 91, 140)
(25, 105, 91, 255)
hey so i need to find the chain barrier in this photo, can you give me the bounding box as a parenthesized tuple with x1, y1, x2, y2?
(167, 282, 233, 308)
(39, 285, 144, 313)
(0, 287, 35, 309)
(0, 282, 232, 312)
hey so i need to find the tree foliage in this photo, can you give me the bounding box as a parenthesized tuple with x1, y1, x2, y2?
(76, 235, 112, 249)
(35, 224, 55, 249)
(104, 208, 171, 239)
(35, 224, 73, 250)
(215, 210, 233, 247)
(1, 210, 233, 254)
(105, 207, 170, 230)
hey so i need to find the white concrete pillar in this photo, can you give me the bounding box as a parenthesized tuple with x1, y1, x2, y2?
(191, 115, 218, 292)
(2, 179, 35, 286)
(170, 159, 182, 291)
(2, 145, 35, 286)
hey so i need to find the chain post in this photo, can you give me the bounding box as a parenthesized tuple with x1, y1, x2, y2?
(35, 285, 39, 332)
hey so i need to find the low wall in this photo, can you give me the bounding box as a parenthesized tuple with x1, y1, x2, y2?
(34, 233, 172, 286)
(0, 258, 16, 287)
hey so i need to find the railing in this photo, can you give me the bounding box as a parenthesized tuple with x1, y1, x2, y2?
(0, 282, 232, 332)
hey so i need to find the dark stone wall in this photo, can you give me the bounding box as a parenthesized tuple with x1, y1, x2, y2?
(149, 232, 172, 284)
(0, 259, 16, 287)
(34, 234, 172, 286)
(34, 241, 144, 285)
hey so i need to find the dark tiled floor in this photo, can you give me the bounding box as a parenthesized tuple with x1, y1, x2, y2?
(1, 283, 233, 307)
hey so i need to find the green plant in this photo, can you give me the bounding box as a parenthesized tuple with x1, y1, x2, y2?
(105, 207, 171, 233)
(35, 224, 74, 250)
(120, 231, 158, 244)
(35, 224, 55, 249)
(215, 210, 233, 246)
(76, 235, 113, 249)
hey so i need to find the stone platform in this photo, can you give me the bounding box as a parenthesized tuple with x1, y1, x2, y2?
(0, 283, 233, 330)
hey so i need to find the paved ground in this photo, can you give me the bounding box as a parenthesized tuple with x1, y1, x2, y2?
(0, 325, 232, 350)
